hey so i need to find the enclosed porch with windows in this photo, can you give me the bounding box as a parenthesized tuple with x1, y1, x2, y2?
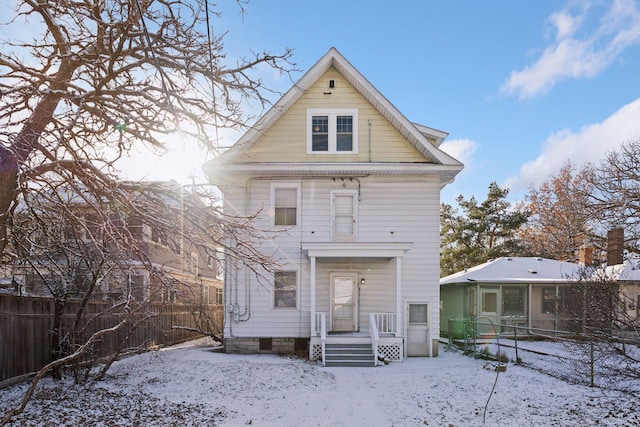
(302, 242, 429, 366)
(441, 281, 582, 339)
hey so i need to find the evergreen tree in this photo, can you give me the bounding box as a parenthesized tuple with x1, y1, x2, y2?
(440, 182, 529, 276)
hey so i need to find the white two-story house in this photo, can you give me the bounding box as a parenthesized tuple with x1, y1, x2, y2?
(205, 48, 462, 366)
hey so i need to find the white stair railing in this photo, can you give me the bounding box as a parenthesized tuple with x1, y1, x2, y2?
(320, 312, 327, 367)
(372, 313, 397, 334)
(369, 313, 379, 367)
(315, 312, 325, 336)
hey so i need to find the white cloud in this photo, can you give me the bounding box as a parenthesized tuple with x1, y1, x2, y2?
(439, 138, 478, 174)
(503, 98, 640, 191)
(548, 10, 582, 39)
(501, 0, 640, 99)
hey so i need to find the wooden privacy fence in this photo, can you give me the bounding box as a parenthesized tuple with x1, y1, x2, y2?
(0, 294, 223, 383)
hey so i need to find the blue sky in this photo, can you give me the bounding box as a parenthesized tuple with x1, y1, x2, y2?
(210, 0, 640, 204)
(3, 0, 640, 205)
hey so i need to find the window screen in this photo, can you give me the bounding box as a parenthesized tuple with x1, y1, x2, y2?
(274, 188, 297, 226)
(274, 271, 296, 308)
(336, 115, 353, 151)
(311, 115, 329, 151)
(409, 304, 428, 324)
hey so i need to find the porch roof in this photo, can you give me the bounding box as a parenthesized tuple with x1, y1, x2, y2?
(301, 242, 412, 259)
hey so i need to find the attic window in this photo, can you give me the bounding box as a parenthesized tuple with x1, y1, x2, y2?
(307, 108, 358, 154)
(328, 79, 335, 89)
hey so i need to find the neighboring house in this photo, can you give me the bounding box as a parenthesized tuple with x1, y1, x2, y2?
(440, 256, 587, 337)
(8, 181, 223, 306)
(605, 256, 640, 340)
(608, 260, 640, 322)
(205, 47, 463, 364)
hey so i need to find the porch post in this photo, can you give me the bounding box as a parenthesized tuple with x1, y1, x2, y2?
(310, 256, 316, 336)
(528, 283, 532, 328)
(396, 257, 402, 337)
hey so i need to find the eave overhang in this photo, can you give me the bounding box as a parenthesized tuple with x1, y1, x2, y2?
(206, 161, 463, 181)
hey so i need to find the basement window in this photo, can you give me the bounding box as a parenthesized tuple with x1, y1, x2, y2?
(259, 338, 272, 351)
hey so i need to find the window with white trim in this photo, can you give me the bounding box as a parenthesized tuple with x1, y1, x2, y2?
(307, 109, 358, 153)
(331, 190, 357, 242)
(274, 271, 297, 308)
(271, 183, 300, 226)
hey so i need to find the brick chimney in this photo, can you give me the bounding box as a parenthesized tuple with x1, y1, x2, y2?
(578, 245, 593, 265)
(607, 228, 624, 266)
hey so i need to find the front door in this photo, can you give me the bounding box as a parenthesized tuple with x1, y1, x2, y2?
(479, 288, 500, 335)
(331, 274, 357, 332)
(407, 303, 429, 356)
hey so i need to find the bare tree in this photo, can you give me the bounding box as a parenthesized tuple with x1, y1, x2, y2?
(584, 138, 640, 252)
(0, 0, 295, 258)
(0, 1, 292, 423)
(516, 162, 598, 261)
(558, 269, 640, 394)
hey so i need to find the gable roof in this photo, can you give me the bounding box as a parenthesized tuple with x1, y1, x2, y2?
(213, 47, 462, 168)
(440, 257, 587, 286)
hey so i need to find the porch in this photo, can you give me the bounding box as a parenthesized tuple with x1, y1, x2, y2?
(309, 312, 404, 366)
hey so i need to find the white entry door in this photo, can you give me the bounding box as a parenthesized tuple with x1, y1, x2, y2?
(407, 303, 429, 356)
(331, 274, 357, 332)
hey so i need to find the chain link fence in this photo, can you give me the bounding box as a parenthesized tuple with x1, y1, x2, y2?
(446, 319, 640, 396)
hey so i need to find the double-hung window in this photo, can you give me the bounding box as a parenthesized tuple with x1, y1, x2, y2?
(331, 190, 358, 242)
(271, 183, 300, 226)
(274, 271, 297, 308)
(307, 109, 358, 153)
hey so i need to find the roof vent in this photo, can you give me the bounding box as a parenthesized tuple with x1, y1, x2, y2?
(528, 269, 538, 274)
(506, 257, 512, 261)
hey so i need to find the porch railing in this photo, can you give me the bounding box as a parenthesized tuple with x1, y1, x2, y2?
(315, 312, 327, 336)
(319, 312, 327, 367)
(372, 313, 397, 334)
(369, 313, 379, 367)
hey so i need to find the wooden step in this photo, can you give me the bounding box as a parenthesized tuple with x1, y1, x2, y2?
(324, 342, 375, 367)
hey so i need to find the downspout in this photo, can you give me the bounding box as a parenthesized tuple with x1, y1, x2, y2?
(299, 179, 304, 338)
(368, 119, 372, 162)
(225, 256, 233, 337)
(236, 176, 256, 321)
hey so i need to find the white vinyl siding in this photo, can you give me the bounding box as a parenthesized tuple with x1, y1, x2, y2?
(221, 176, 442, 339)
(234, 68, 428, 163)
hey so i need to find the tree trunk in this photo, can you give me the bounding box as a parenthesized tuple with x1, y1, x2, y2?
(51, 299, 65, 380)
(0, 147, 19, 257)
(0, 59, 78, 258)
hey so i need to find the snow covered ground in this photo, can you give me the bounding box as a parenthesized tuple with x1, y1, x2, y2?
(1, 338, 639, 426)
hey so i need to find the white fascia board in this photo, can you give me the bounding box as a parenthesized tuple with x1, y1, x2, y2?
(301, 242, 413, 258)
(210, 162, 463, 176)
(412, 123, 449, 147)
